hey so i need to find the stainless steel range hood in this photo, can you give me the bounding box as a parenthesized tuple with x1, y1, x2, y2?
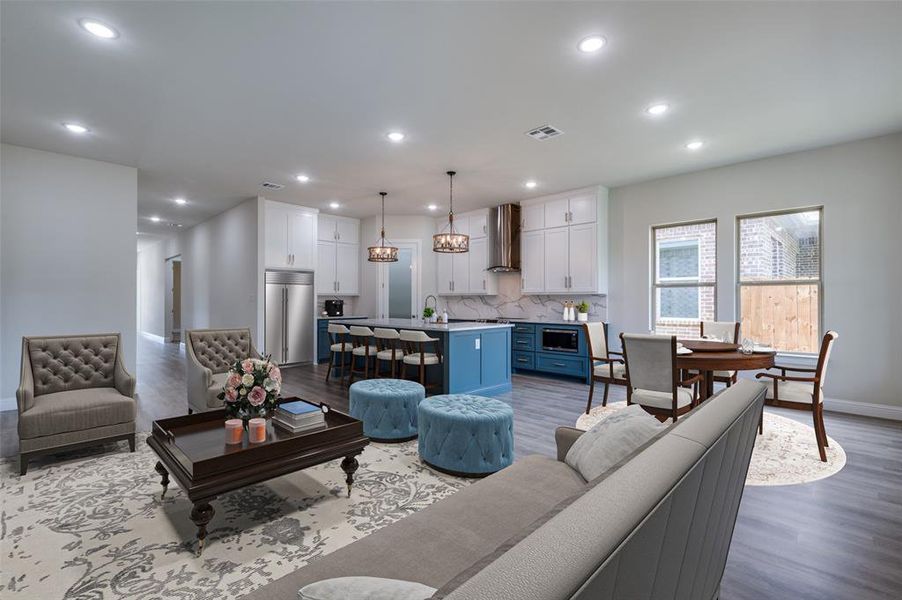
(487, 204, 521, 272)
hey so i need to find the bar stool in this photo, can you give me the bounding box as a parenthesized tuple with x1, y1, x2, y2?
(400, 330, 443, 391)
(374, 328, 406, 378)
(349, 326, 378, 383)
(324, 323, 353, 383)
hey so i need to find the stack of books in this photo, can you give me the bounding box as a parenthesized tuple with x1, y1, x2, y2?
(273, 400, 325, 433)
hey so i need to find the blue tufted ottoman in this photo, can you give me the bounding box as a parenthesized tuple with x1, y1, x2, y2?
(418, 395, 514, 477)
(349, 379, 425, 442)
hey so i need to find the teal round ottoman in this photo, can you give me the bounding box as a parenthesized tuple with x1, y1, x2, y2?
(349, 379, 425, 442)
(418, 395, 514, 477)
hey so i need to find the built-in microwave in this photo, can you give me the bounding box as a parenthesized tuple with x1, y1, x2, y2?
(541, 328, 579, 353)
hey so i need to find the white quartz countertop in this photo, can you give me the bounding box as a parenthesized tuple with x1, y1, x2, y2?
(332, 318, 513, 332)
(318, 315, 369, 320)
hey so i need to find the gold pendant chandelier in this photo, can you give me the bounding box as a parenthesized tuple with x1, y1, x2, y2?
(433, 170, 469, 253)
(367, 191, 399, 262)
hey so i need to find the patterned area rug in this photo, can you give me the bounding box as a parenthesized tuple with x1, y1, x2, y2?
(0, 440, 469, 599)
(576, 402, 846, 486)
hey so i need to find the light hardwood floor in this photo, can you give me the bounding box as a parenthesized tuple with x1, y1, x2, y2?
(1, 335, 900, 599)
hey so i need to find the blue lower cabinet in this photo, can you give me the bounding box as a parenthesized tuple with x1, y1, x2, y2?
(535, 352, 587, 378)
(317, 322, 331, 363)
(512, 350, 535, 371)
(446, 329, 512, 396)
(512, 333, 535, 351)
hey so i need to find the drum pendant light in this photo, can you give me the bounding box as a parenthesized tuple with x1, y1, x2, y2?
(433, 170, 469, 253)
(367, 192, 399, 262)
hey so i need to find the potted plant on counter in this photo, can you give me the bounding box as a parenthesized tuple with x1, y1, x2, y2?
(576, 301, 590, 322)
(423, 307, 436, 323)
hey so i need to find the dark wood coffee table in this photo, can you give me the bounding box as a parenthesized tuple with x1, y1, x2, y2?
(146, 397, 369, 554)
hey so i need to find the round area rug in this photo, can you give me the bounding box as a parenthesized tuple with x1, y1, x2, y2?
(576, 403, 846, 486)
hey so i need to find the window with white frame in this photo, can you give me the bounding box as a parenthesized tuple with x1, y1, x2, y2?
(738, 207, 822, 353)
(652, 220, 717, 338)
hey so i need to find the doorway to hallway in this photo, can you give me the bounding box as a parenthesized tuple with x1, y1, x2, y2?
(165, 255, 181, 343)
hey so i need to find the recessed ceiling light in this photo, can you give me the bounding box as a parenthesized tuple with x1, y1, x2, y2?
(685, 140, 705, 151)
(577, 35, 606, 53)
(63, 122, 89, 134)
(427, 204, 438, 211)
(646, 103, 669, 116)
(136, 232, 141, 235)
(79, 19, 118, 39)
(174, 197, 187, 205)
(150, 216, 161, 222)
(329, 201, 340, 209)
(386, 131, 405, 143)
(296, 174, 310, 183)
(524, 180, 538, 189)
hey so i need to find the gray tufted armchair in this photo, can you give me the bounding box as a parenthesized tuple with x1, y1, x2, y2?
(17, 333, 137, 475)
(185, 328, 261, 414)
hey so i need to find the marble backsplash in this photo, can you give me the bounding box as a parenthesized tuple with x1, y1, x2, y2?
(441, 273, 606, 322)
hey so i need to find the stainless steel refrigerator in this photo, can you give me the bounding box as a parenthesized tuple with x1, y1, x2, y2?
(265, 270, 314, 365)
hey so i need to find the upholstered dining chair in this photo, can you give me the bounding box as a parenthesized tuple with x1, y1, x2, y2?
(755, 331, 838, 462)
(348, 326, 378, 383)
(16, 333, 137, 475)
(324, 323, 352, 383)
(620, 333, 702, 423)
(400, 330, 443, 390)
(583, 322, 627, 414)
(186, 328, 261, 414)
(373, 328, 406, 378)
(699, 320, 741, 387)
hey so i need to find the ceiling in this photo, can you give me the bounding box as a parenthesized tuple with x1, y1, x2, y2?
(2, 2, 901, 235)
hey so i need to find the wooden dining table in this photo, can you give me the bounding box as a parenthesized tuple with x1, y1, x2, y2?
(676, 340, 776, 401)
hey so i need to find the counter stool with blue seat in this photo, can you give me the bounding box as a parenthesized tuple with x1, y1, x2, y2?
(417, 394, 514, 477)
(349, 378, 425, 442)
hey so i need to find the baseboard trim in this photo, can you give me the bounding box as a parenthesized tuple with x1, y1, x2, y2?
(140, 331, 167, 344)
(824, 397, 902, 421)
(1, 397, 16, 412)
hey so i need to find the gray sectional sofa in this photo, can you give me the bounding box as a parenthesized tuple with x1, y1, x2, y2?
(243, 379, 766, 600)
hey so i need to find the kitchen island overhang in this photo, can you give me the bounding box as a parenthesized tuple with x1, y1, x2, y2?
(334, 318, 512, 396)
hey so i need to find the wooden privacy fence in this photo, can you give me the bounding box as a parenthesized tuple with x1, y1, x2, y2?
(740, 284, 819, 353)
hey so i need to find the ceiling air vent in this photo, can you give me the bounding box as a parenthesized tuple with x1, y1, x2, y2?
(261, 181, 285, 190)
(525, 124, 563, 141)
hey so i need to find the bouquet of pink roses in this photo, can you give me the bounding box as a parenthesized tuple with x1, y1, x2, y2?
(217, 356, 282, 421)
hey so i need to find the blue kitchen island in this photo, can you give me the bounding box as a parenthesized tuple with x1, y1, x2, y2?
(334, 318, 512, 396)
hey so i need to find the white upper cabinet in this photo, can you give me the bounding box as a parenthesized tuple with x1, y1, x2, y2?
(316, 213, 360, 295)
(568, 192, 597, 225)
(469, 212, 488, 239)
(521, 203, 545, 232)
(318, 215, 337, 242)
(543, 227, 570, 293)
(544, 198, 570, 229)
(316, 241, 337, 294)
(567, 223, 597, 292)
(335, 218, 359, 244)
(288, 211, 316, 270)
(434, 211, 496, 295)
(265, 204, 291, 268)
(520, 229, 545, 293)
(519, 186, 609, 294)
(335, 241, 359, 295)
(265, 201, 317, 270)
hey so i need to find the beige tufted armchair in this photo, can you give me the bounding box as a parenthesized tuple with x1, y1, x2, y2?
(185, 328, 261, 414)
(17, 333, 137, 475)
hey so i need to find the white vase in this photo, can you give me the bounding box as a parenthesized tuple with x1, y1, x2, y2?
(577, 312, 588, 322)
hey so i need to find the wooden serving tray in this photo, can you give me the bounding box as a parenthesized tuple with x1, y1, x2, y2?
(678, 339, 741, 353)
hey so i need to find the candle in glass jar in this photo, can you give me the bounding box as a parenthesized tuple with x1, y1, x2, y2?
(225, 419, 243, 445)
(248, 418, 267, 443)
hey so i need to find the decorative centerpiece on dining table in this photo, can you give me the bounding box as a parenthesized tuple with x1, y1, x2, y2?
(217, 357, 282, 425)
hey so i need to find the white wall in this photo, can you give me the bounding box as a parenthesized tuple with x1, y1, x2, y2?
(357, 215, 438, 318)
(179, 198, 262, 343)
(136, 234, 182, 338)
(608, 133, 902, 414)
(1, 144, 138, 406)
